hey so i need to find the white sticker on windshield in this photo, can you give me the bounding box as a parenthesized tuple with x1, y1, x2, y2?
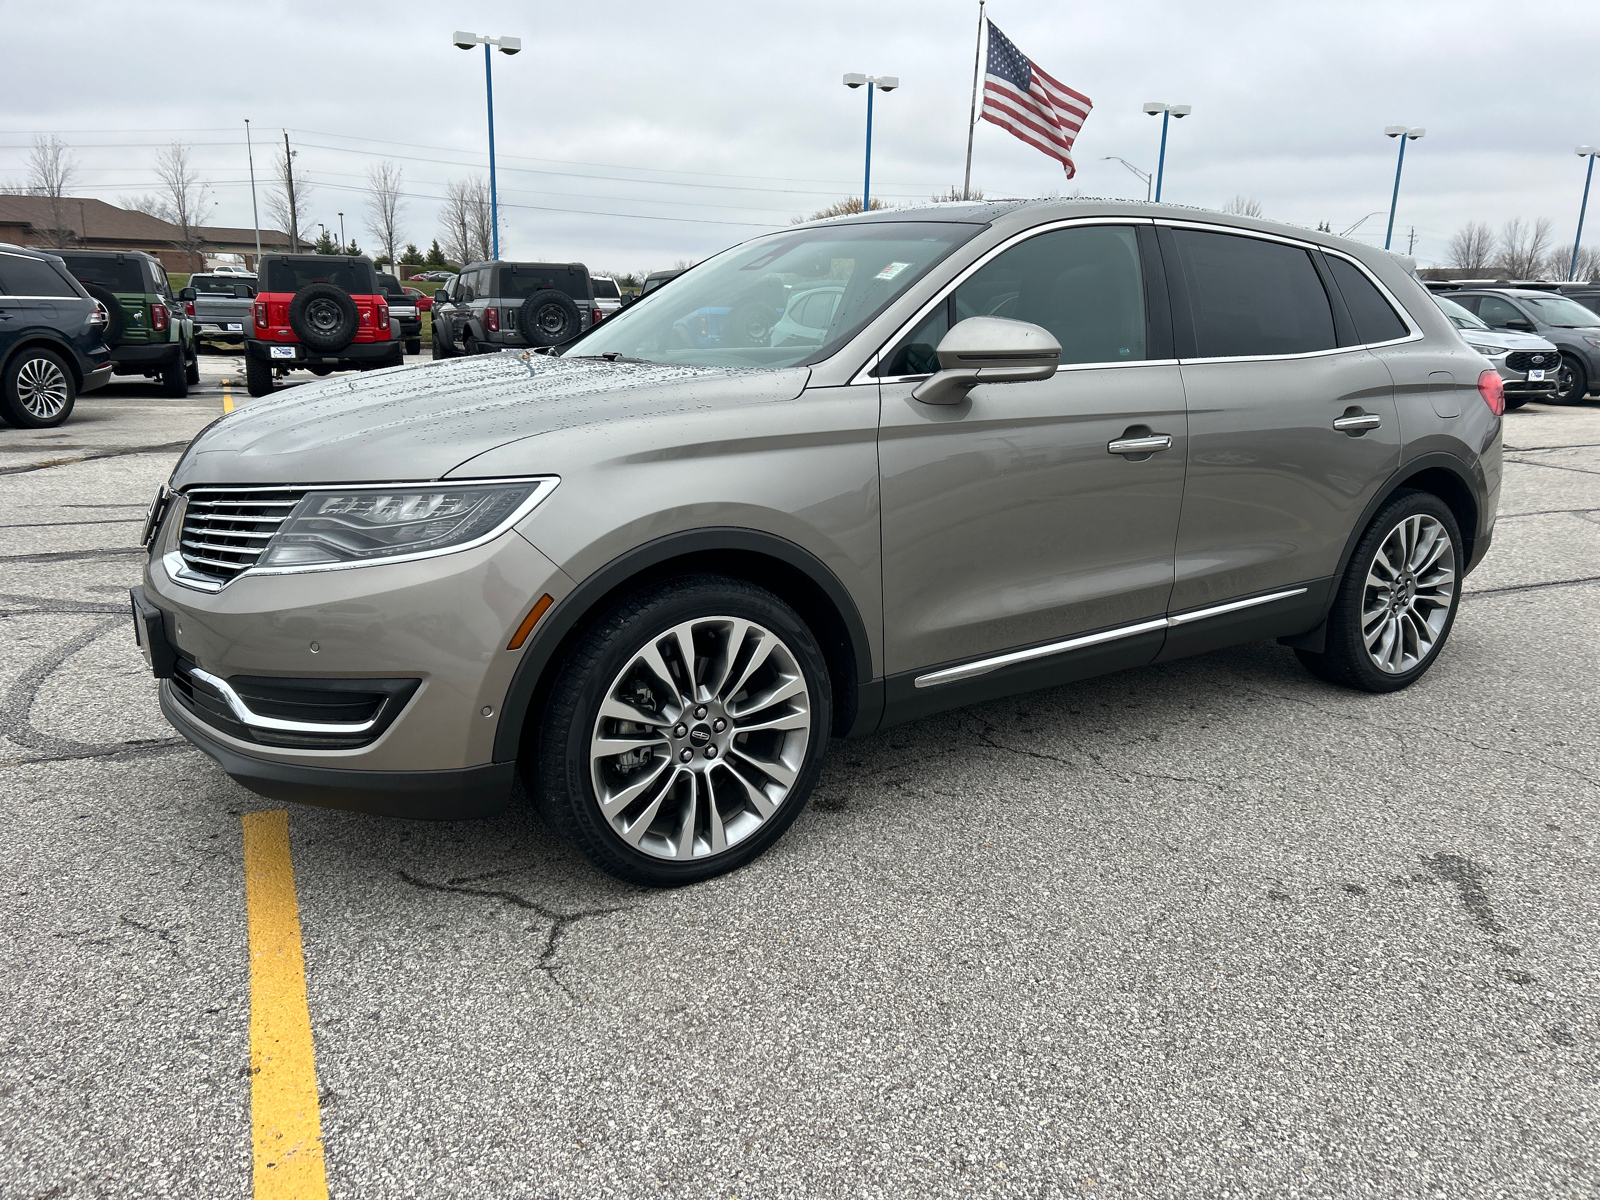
(875, 261, 912, 281)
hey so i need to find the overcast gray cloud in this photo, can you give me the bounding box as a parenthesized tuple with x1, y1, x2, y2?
(3, 0, 1597, 271)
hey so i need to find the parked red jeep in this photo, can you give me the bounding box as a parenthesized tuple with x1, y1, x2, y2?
(245, 254, 401, 397)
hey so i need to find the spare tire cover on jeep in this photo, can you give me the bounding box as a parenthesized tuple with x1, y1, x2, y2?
(517, 289, 582, 347)
(83, 283, 126, 346)
(289, 283, 360, 353)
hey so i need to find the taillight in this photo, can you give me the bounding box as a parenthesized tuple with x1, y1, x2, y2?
(253, 302, 268, 329)
(377, 300, 389, 329)
(1477, 369, 1505, 417)
(151, 302, 169, 332)
(184, 301, 194, 317)
(486, 307, 499, 332)
(592, 308, 602, 324)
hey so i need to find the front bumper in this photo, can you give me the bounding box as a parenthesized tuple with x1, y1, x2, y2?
(141, 512, 576, 812)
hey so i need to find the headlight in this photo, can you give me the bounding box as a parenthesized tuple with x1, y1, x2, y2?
(256, 478, 556, 570)
(1470, 344, 1509, 356)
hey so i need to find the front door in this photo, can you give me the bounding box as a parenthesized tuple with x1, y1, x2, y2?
(1158, 226, 1401, 651)
(878, 222, 1187, 710)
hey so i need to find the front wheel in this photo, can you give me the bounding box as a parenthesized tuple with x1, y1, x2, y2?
(405, 338, 421, 356)
(1554, 354, 1589, 404)
(1296, 490, 1462, 693)
(185, 352, 200, 385)
(1, 347, 76, 427)
(533, 575, 832, 886)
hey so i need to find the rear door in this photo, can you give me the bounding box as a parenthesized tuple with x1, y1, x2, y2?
(1159, 224, 1401, 654)
(877, 220, 1188, 711)
(0, 250, 70, 337)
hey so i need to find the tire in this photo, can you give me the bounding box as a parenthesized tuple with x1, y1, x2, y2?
(159, 356, 188, 397)
(185, 351, 200, 385)
(83, 284, 125, 345)
(432, 327, 455, 359)
(1554, 353, 1589, 404)
(1504, 396, 1529, 411)
(308, 364, 335, 376)
(287, 283, 359, 353)
(1, 347, 76, 428)
(1296, 490, 1463, 693)
(518, 290, 582, 347)
(532, 575, 832, 886)
(405, 338, 421, 356)
(244, 353, 274, 398)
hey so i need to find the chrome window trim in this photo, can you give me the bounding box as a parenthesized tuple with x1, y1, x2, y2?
(188, 667, 386, 735)
(848, 216, 1156, 387)
(874, 357, 1181, 386)
(164, 475, 560, 592)
(1154, 218, 1425, 355)
(913, 587, 1308, 688)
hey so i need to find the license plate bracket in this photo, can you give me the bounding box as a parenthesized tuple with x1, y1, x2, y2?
(1527, 369, 1545, 381)
(130, 586, 178, 679)
(269, 345, 296, 359)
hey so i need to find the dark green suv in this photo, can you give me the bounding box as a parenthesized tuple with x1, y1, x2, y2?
(49, 249, 197, 397)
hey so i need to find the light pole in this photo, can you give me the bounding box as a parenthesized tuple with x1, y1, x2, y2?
(1571, 146, 1598, 281)
(1142, 102, 1191, 202)
(1383, 125, 1425, 251)
(453, 31, 522, 260)
(843, 73, 898, 213)
(317, 223, 327, 249)
(1102, 156, 1152, 201)
(244, 119, 261, 265)
(337, 211, 345, 251)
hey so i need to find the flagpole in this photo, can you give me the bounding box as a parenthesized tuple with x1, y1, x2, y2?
(962, 0, 986, 201)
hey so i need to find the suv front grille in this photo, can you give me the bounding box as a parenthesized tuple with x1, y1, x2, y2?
(179, 487, 307, 582)
(1506, 351, 1557, 372)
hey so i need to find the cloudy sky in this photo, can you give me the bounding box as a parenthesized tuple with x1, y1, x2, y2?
(4, 0, 1597, 274)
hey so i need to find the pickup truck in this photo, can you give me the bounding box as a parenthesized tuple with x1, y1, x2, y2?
(377, 273, 421, 355)
(181, 274, 256, 344)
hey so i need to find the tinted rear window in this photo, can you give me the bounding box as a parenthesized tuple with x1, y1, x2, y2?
(1327, 257, 1408, 344)
(264, 259, 377, 295)
(0, 252, 81, 298)
(591, 278, 621, 299)
(496, 264, 589, 301)
(191, 275, 248, 296)
(58, 254, 146, 293)
(1173, 230, 1336, 358)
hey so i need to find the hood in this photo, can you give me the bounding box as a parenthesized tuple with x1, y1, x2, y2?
(171, 353, 810, 487)
(1458, 327, 1558, 351)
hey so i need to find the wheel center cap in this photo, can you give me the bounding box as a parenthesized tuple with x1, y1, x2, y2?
(689, 724, 712, 747)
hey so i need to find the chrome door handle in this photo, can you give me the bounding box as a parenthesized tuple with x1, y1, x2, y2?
(1108, 434, 1173, 455)
(1333, 413, 1382, 433)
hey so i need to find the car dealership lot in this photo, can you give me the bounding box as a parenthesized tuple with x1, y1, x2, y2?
(2, 380, 1598, 1198)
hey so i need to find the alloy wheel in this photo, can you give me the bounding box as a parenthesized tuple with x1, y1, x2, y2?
(1361, 514, 1456, 674)
(589, 616, 811, 861)
(16, 356, 69, 420)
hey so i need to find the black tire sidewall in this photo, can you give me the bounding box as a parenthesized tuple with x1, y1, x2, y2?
(1317, 490, 1464, 692)
(518, 291, 581, 347)
(159, 356, 187, 397)
(244, 352, 274, 397)
(288, 283, 359, 353)
(1558, 354, 1589, 404)
(2, 347, 75, 428)
(535, 576, 833, 886)
(83, 284, 125, 345)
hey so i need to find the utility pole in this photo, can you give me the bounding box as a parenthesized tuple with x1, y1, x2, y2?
(245, 120, 261, 265)
(1407, 226, 1417, 255)
(283, 131, 299, 254)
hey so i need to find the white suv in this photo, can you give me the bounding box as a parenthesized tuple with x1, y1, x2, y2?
(591, 275, 623, 319)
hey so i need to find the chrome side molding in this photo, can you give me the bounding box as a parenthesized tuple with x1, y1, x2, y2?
(913, 588, 1309, 689)
(189, 667, 383, 735)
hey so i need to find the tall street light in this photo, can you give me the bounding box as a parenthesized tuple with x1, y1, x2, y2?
(1142, 102, 1191, 202)
(337, 211, 345, 250)
(843, 73, 898, 213)
(1102, 156, 1152, 201)
(1383, 125, 1425, 251)
(453, 30, 522, 260)
(1571, 146, 1599, 281)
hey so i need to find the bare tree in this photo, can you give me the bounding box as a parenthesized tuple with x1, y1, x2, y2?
(440, 177, 492, 265)
(931, 184, 984, 203)
(118, 194, 164, 217)
(364, 161, 405, 267)
(153, 142, 212, 266)
(1446, 222, 1495, 271)
(266, 140, 314, 252)
(27, 135, 78, 242)
(1546, 243, 1600, 282)
(1498, 217, 1554, 279)
(1222, 195, 1263, 218)
(791, 196, 890, 224)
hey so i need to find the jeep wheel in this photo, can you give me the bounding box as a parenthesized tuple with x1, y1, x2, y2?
(244, 353, 274, 398)
(159, 357, 188, 398)
(534, 575, 831, 886)
(184, 352, 200, 386)
(518, 290, 581, 347)
(288, 283, 359, 353)
(1, 347, 76, 428)
(405, 338, 421, 356)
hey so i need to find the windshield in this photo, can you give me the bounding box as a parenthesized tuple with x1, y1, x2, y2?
(591, 277, 621, 299)
(569, 221, 982, 368)
(1520, 295, 1600, 327)
(1434, 295, 1487, 330)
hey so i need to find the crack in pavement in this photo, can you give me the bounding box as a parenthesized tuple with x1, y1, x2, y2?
(0, 517, 143, 529)
(0, 547, 143, 565)
(396, 870, 633, 1000)
(0, 440, 190, 476)
(1464, 574, 1600, 599)
(1503, 457, 1600, 478)
(1503, 442, 1600, 453)
(1496, 506, 1600, 520)
(0, 592, 128, 616)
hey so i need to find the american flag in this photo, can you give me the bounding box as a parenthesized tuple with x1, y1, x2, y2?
(980, 20, 1093, 178)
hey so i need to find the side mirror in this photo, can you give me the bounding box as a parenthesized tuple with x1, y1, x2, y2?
(179, 287, 196, 302)
(911, 316, 1062, 405)
(1505, 318, 1535, 331)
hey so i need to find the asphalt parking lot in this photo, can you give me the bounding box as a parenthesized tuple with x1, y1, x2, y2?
(2, 359, 1598, 1199)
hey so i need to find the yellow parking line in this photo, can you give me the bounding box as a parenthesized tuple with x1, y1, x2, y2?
(222, 380, 234, 414)
(242, 809, 329, 1200)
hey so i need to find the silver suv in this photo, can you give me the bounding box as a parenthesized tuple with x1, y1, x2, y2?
(134, 201, 1502, 885)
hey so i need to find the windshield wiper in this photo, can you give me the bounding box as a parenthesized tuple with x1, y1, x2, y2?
(571, 352, 651, 363)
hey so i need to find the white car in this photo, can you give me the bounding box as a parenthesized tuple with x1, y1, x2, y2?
(770, 284, 843, 348)
(1434, 293, 1559, 410)
(209, 264, 256, 279)
(591, 275, 623, 318)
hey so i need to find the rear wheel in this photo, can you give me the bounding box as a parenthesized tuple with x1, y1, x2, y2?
(1, 347, 75, 428)
(184, 351, 200, 385)
(1296, 490, 1462, 693)
(244, 353, 274, 398)
(159, 356, 188, 397)
(405, 337, 421, 356)
(533, 575, 831, 886)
